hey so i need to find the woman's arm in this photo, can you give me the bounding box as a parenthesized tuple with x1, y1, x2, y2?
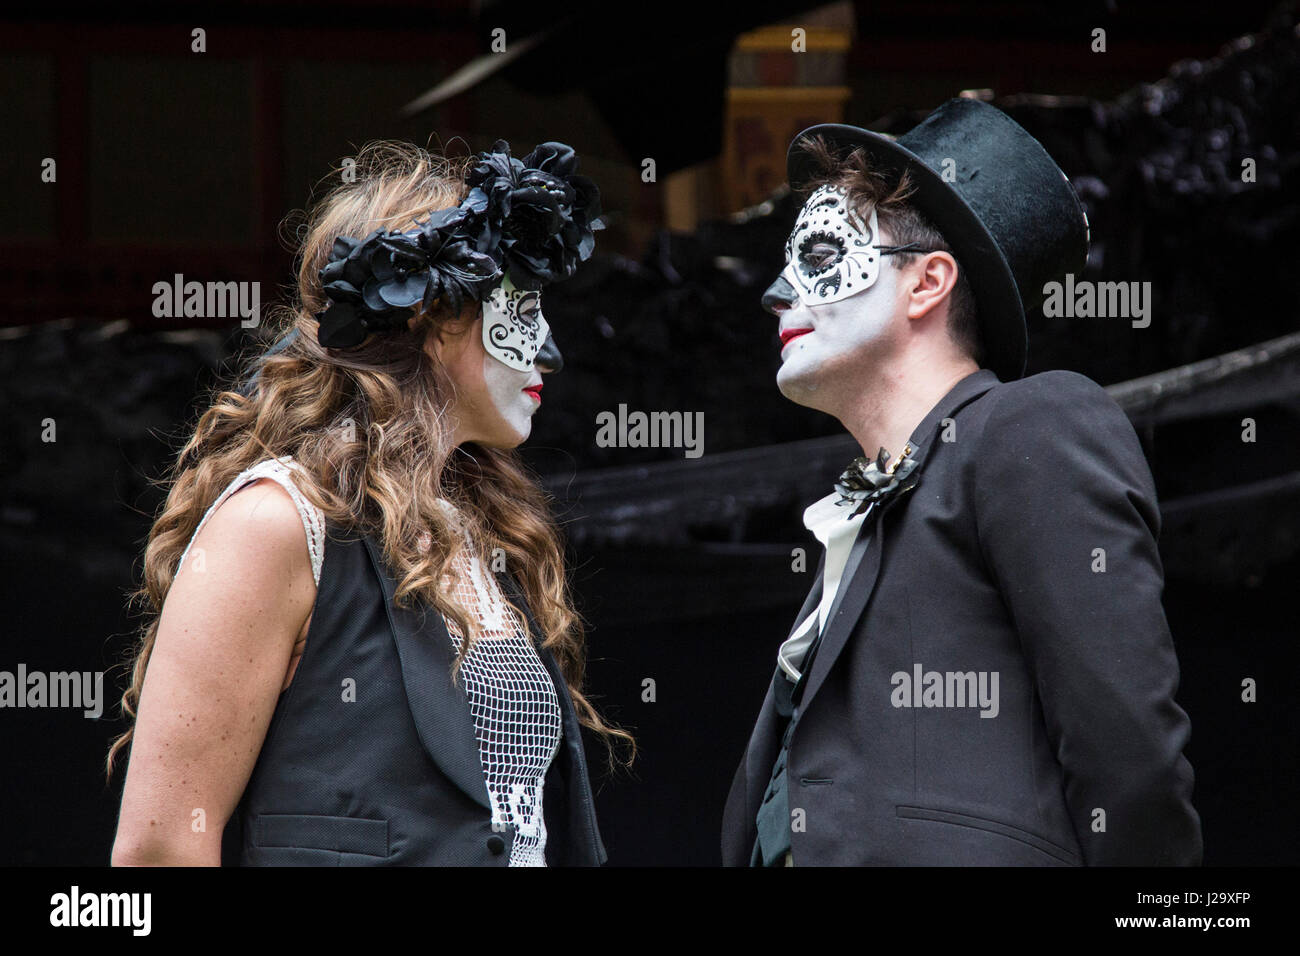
(111, 479, 318, 866)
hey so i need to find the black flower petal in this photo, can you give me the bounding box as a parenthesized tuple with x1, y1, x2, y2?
(314, 138, 599, 348)
(316, 300, 369, 349)
(833, 446, 922, 518)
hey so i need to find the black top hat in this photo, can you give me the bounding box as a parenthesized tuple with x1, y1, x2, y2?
(787, 97, 1089, 381)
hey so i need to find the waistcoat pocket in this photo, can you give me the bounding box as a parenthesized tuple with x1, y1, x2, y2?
(252, 813, 390, 858)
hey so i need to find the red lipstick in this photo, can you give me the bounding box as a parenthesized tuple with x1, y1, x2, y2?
(780, 327, 812, 348)
(523, 384, 543, 403)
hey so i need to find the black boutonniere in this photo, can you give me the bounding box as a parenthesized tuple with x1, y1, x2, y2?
(833, 443, 920, 519)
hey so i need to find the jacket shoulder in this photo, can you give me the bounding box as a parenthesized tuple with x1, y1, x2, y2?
(977, 369, 1130, 434)
(991, 368, 1112, 409)
(970, 368, 1154, 497)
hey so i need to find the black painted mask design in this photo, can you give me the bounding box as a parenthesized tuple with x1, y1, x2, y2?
(780, 185, 883, 305)
(482, 274, 547, 371)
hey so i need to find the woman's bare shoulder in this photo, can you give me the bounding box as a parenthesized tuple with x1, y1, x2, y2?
(171, 477, 317, 626)
(113, 478, 318, 865)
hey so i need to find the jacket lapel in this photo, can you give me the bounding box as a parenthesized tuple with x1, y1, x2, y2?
(798, 369, 1001, 713)
(361, 535, 491, 810)
(797, 503, 891, 710)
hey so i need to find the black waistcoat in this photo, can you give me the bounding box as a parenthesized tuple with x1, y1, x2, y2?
(220, 527, 607, 866)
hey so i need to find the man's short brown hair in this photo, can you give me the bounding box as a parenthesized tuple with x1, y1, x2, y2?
(794, 135, 984, 367)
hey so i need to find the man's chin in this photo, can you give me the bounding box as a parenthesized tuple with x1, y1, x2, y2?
(776, 364, 822, 408)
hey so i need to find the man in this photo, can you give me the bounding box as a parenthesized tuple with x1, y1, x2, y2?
(721, 97, 1202, 866)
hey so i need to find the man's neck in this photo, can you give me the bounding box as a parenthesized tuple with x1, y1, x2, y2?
(839, 355, 979, 464)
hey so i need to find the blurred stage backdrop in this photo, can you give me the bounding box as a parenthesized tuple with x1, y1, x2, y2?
(1, 0, 1297, 864)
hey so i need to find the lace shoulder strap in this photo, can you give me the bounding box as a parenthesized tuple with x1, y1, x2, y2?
(176, 456, 326, 586)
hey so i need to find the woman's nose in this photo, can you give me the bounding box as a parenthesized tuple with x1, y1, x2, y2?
(535, 332, 564, 373)
(761, 274, 798, 316)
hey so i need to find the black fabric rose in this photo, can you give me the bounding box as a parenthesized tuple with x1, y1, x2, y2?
(314, 139, 598, 349)
(316, 212, 502, 349)
(317, 231, 424, 349)
(834, 444, 921, 519)
(413, 204, 503, 313)
(464, 139, 602, 290)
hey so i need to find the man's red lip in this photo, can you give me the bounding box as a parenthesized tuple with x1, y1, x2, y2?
(523, 384, 543, 402)
(780, 327, 812, 347)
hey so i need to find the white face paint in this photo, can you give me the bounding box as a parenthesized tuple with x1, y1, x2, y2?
(775, 266, 902, 407)
(780, 184, 883, 305)
(482, 273, 549, 371)
(774, 202, 904, 411)
(480, 345, 540, 444)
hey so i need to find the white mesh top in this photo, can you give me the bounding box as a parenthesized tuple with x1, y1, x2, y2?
(176, 457, 562, 867)
(436, 532, 563, 867)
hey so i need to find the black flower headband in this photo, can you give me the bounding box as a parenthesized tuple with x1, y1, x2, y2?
(314, 140, 602, 349)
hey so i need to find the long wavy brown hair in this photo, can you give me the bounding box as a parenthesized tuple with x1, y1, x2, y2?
(106, 140, 634, 783)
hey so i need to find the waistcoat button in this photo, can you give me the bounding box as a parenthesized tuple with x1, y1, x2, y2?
(487, 835, 506, 855)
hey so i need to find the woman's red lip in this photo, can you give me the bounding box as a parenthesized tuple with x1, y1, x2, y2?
(523, 385, 543, 401)
(780, 328, 812, 347)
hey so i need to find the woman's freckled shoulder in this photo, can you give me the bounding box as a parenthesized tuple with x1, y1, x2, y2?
(187, 478, 316, 583)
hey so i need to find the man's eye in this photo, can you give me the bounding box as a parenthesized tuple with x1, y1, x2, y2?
(801, 241, 842, 271)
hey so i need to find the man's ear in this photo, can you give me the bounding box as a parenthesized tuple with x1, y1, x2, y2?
(905, 252, 960, 324)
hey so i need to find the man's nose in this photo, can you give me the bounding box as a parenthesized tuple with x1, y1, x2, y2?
(761, 274, 798, 316)
(535, 332, 564, 373)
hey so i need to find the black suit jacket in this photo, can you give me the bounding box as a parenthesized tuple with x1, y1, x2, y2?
(721, 368, 1202, 866)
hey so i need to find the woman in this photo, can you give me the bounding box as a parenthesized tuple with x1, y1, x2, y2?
(107, 138, 632, 866)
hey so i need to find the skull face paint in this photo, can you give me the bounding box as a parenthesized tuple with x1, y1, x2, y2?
(780, 184, 882, 306)
(482, 273, 549, 371)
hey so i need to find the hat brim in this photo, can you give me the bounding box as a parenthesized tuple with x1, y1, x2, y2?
(787, 123, 1026, 381)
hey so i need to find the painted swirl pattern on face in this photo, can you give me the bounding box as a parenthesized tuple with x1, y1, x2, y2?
(482, 274, 549, 371)
(780, 184, 883, 305)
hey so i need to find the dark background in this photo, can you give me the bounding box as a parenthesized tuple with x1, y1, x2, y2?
(1, 0, 1297, 865)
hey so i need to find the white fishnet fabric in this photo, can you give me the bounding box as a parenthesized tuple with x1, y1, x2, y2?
(438, 535, 563, 867)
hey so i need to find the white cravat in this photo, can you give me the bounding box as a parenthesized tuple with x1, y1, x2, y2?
(777, 491, 869, 682)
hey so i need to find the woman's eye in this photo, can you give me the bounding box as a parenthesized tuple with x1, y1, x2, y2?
(516, 294, 542, 324)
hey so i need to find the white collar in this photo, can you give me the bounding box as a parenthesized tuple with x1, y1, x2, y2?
(802, 490, 867, 546)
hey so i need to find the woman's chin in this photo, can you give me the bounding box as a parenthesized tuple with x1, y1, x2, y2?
(476, 420, 531, 449)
